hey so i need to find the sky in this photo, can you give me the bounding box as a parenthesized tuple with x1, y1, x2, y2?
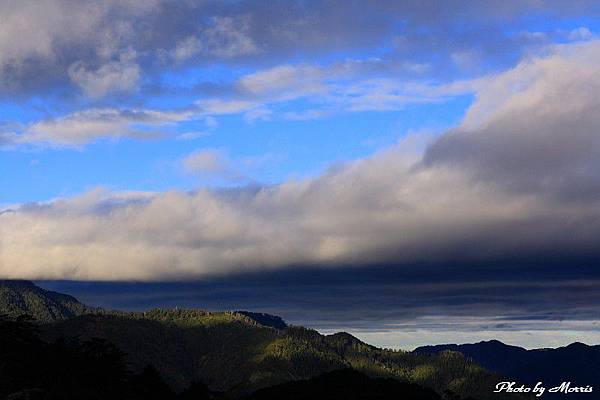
(2, 0, 600, 349)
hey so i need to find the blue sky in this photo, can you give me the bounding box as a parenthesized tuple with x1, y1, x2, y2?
(2, 97, 472, 203)
(2, 1, 598, 204)
(3, 1, 600, 348)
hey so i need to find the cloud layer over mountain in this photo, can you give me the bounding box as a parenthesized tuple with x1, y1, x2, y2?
(2, 41, 600, 280)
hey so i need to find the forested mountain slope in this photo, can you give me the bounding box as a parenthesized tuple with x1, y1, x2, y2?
(44, 310, 510, 399)
(1, 281, 516, 399)
(0, 280, 92, 321)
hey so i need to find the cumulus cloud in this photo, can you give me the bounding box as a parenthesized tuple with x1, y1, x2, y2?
(181, 148, 244, 183)
(183, 150, 227, 174)
(173, 16, 259, 62)
(568, 26, 594, 41)
(425, 41, 600, 200)
(2, 40, 600, 280)
(0, 0, 156, 95)
(68, 51, 141, 98)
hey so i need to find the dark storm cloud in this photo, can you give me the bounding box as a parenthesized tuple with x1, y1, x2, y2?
(37, 260, 600, 333)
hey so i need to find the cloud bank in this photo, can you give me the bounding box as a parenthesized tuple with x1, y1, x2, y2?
(2, 41, 600, 280)
(1, 0, 597, 97)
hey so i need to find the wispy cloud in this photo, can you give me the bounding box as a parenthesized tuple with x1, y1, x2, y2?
(1, 59, 473, 147)
(5, 108, 195, 147)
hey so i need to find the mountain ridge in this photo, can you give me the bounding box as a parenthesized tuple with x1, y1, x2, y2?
(0, 280, 289, 331)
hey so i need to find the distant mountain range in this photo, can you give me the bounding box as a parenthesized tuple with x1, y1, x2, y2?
(415, 340, 600, 392)
(1, 280, 592, 399)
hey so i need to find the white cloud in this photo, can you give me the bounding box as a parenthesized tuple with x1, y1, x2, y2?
(181, 148, 245, 183)
(176, 117, 217, 141)
(451, 50, 481, 71)
(68, 51, 141, 98)
(176, 131, 210, 141)
(183, 149, 228, 174)
(328, 319, 600, 350)
(243, 107, 273, 123)
(173, 16, 259, 62)
(219, 60, 465, 120)
(205, 116, 218, 128)
(195, 99, 259, 115)
(568, 26, 594, 41)
(20, 108, 193, 147)
(173, 35, 203, 62)
(201, 16, 260, 59)
(427, 40, 600, 200)
(0, 0, 157, 93)
(238, 64, 327, 98)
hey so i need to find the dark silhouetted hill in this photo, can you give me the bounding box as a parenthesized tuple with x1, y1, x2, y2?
(236, 311, 287, 330)
(415, 340, 600, 392)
